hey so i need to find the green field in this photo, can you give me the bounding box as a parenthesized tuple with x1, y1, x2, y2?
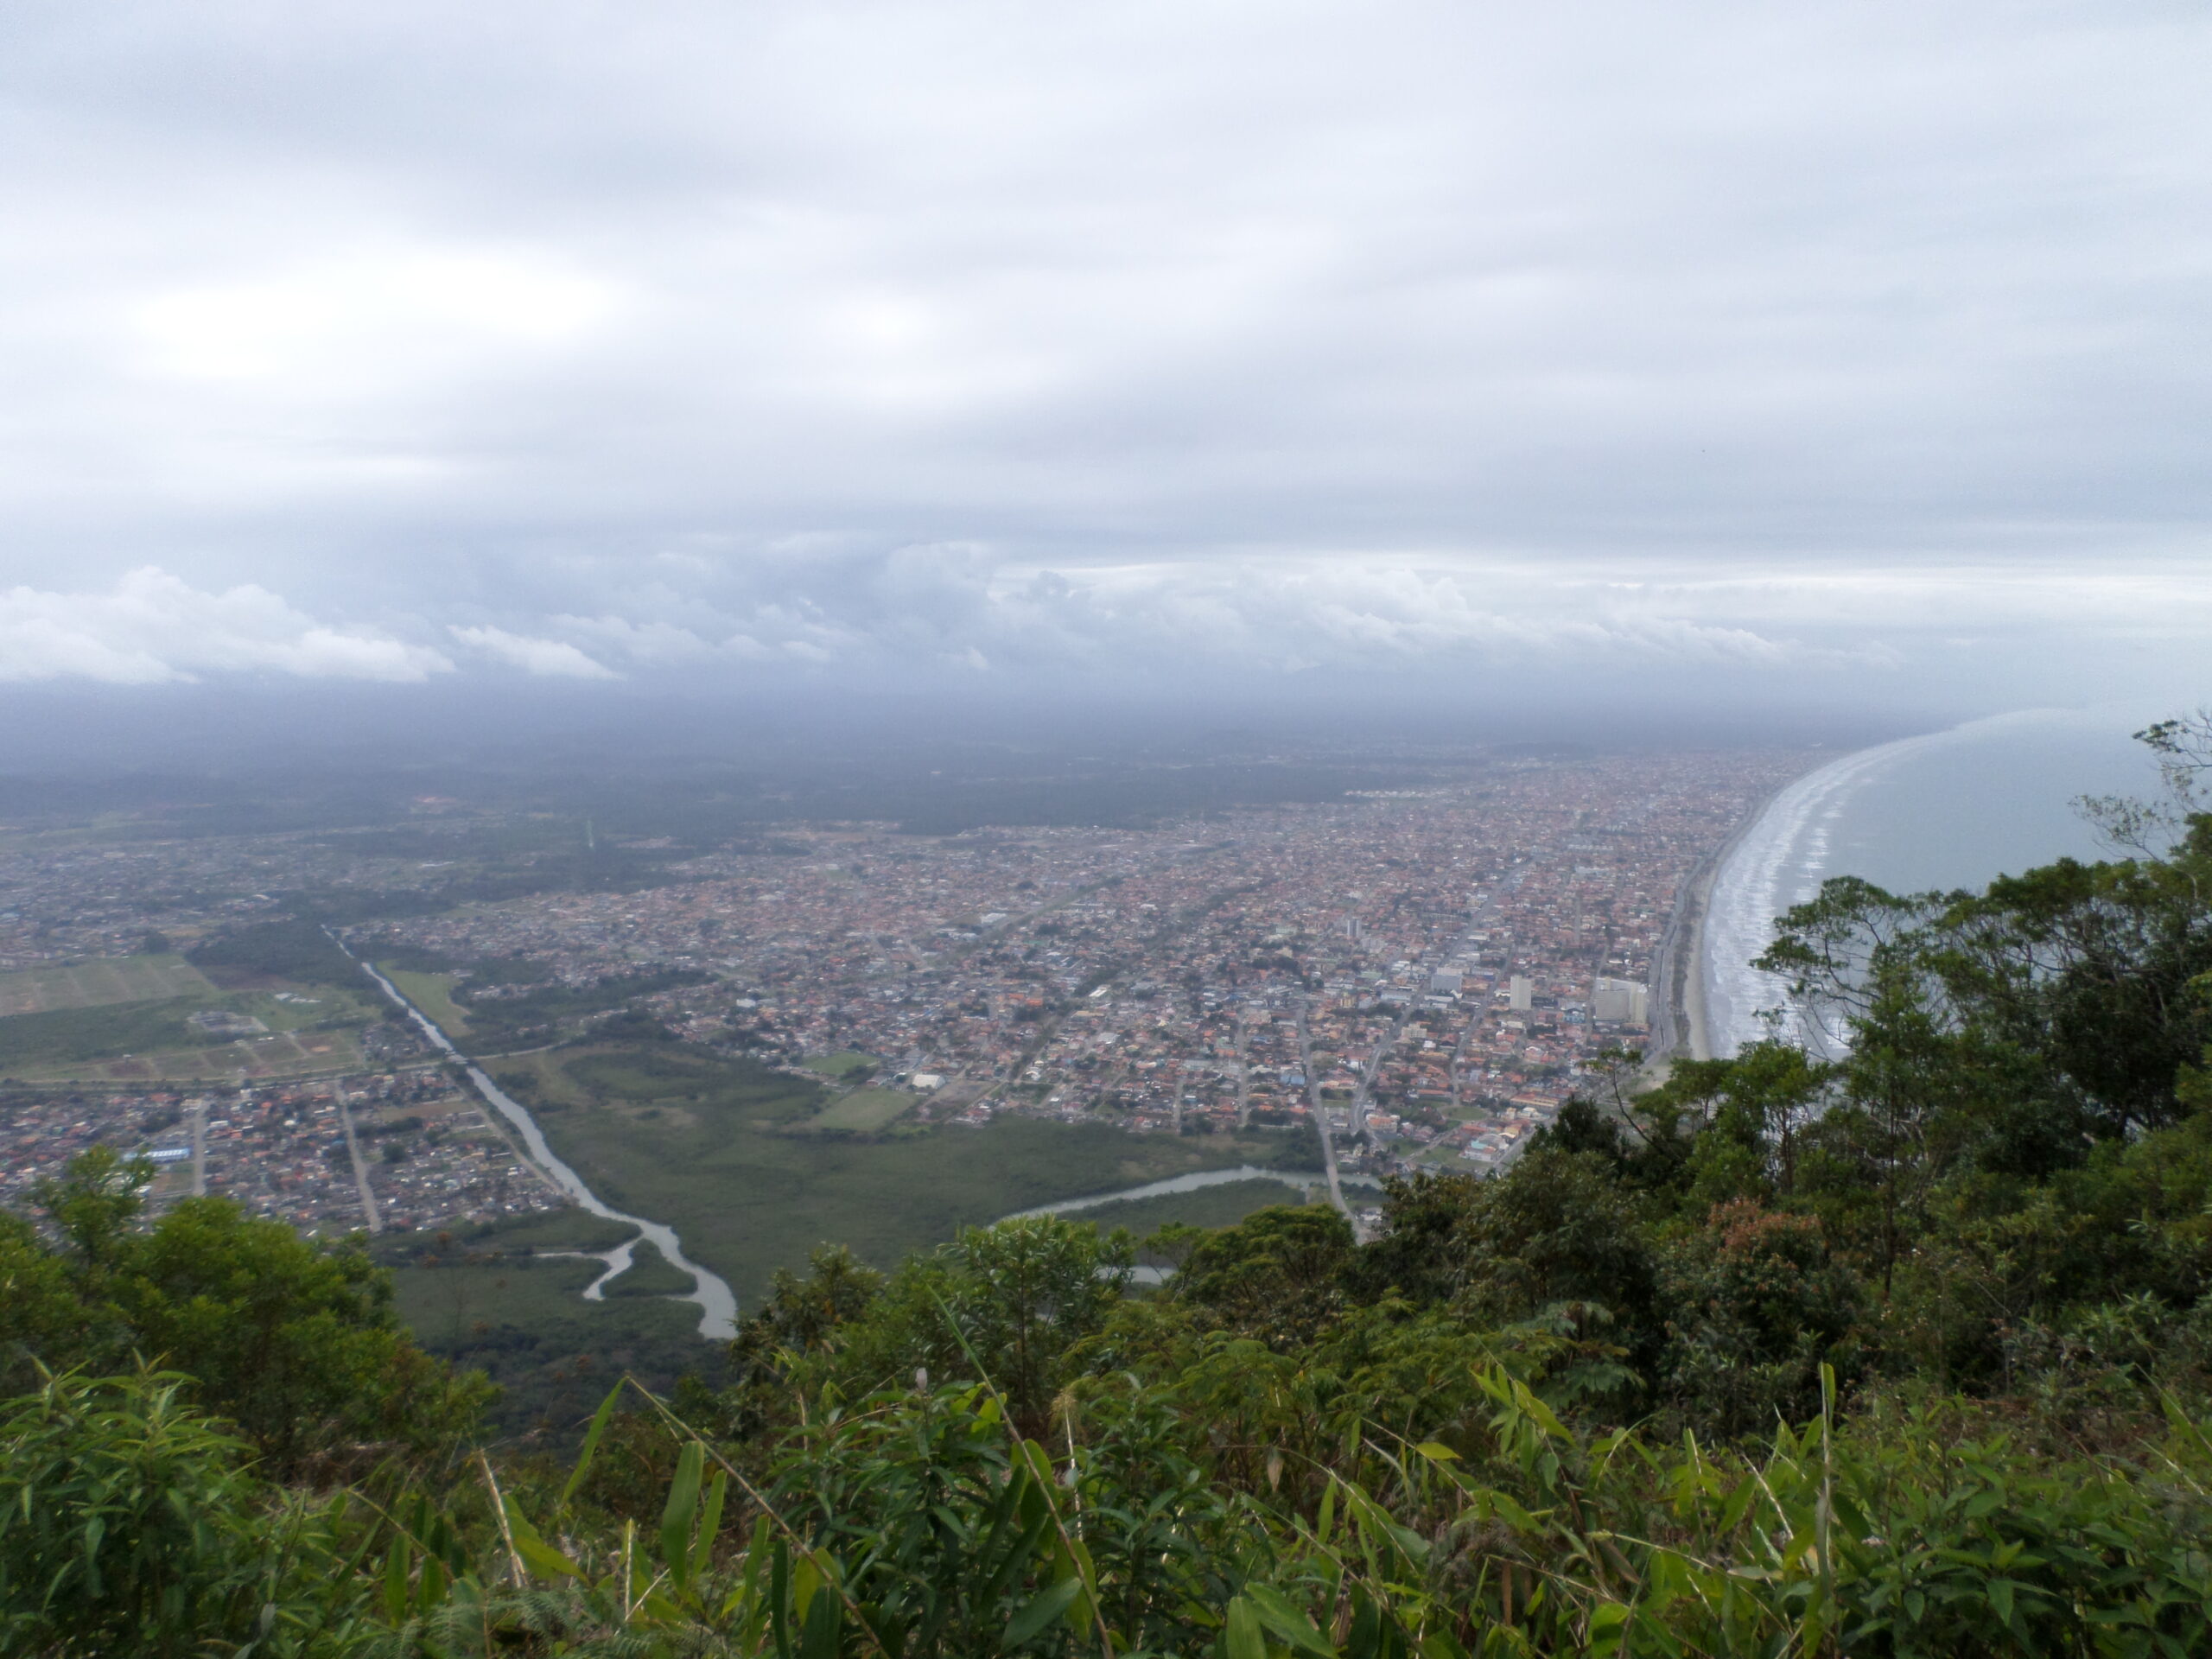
(0, 996, 215, 1070)
(6, 1027, 370, 1084)
(519, 1041, 1317, 1309)
(0, 944, 383, 1082)
(804, 1087, 915, 1132)
(0, 976, 378, 1082)
(381, 967, 472, 1037)
(802, 1051, 879, 1078)
(0, 953, 215, 1016)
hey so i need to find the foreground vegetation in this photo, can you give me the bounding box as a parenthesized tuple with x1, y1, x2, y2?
(7, 717, 2212, 1656)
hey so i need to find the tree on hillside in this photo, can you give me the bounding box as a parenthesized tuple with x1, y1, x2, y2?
(19, 1147, 487, 1473)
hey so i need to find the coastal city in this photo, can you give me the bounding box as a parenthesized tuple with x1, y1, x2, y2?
(0, 748, 1807, 1239)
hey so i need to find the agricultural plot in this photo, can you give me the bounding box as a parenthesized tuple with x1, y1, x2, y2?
(0, 953, 216, 1015)
(11, 1025, 367, 1084)
(0, 949, 378, 1081)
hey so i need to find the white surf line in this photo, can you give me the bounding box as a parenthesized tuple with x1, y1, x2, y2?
(1698, 732, 1940, 1058)
(332, 937, 739, 1340)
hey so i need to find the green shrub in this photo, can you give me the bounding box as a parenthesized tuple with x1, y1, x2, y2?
(0, 1369, 354, 1658)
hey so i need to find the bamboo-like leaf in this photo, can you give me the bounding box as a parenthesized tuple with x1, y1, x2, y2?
(661, 1440, 705, 1590)
(1243, 1582, 1338, 1657)
(382, 1536, 410, 1625)
(792, 1550, 823, 1624)
(770, 1537, 793, 1659)
(721, 1516, 773, 1629)
(502, 1494, 584, 1580)
(1021, 1437, 1103, 1632)
(1004, 1576, 1084, 1647)
(799, 1581, 842, 1659)
(1224, 1594, 1269, 1659)
(417, 1553, 447, 1614)
(981, 1508, 1053, 1609)
(562, 1382, 626, 1510)
(691, 1470, 728, 1585)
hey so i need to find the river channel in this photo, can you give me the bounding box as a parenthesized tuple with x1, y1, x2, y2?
(1007, 1164, 1382, 1219)
(342, 948, 741, 1341)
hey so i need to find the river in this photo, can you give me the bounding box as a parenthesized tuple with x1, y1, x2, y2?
(1006, 1164, 1382, 1219)
(338, 944, 741, 1340)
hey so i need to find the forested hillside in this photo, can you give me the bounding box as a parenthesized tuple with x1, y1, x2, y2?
(5, 721, 2212, 1657)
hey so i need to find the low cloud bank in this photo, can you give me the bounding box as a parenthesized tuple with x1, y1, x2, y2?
(0, 568, 448, 684)
(1, 551, 2200, 717)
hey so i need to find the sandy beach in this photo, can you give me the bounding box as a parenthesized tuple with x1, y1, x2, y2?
(1648, 778, 1796, 1069)
(1677, 857, 1717, 1062)
(1643, 845, 1718, 1066)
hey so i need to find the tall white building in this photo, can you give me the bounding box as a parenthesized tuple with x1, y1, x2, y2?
(1592, 976, 1649, 1026)
(1507, 975, 1534, 1011)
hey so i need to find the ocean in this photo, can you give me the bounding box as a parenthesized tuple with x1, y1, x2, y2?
(1699, 707, 2173, 1058)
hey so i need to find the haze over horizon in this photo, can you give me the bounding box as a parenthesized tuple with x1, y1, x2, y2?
(3, 1, 2209, 745)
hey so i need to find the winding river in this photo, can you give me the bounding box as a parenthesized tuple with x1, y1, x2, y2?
(340, 945, 740, 1340)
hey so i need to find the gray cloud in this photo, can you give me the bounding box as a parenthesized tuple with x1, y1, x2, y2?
(1, 1, 2207, 714)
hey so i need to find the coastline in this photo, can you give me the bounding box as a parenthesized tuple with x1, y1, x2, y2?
(1688, 729, 1938, 1060)
(1677, 854, 1719, 1063)
(1647, 772, 1802, 1069)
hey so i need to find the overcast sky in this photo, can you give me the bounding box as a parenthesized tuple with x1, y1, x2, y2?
(2, 1, 2208, 721)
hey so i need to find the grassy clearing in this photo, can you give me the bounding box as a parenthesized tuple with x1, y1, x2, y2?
(804, 1087, 914, 1132)
(524, 1041, 1317, 1309)
(232, 985, 379, 1033)
(802, 1051, 878, 1077)
(382, 967, 472, 1037)
(0, 953, 216, 1016)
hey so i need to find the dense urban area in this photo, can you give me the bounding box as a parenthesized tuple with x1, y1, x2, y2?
(0, 748, 1803, 1241)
